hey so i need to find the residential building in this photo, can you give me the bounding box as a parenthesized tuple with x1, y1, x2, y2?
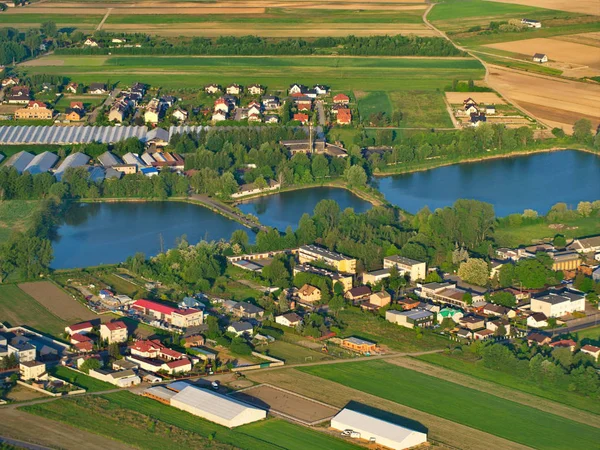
(247, 84, 264, 95)
(20, 361, 46, 380)
(144, 99, 162, 123)
(275, 313, 302, 328)
(486, 317, 511, 336)
(531, 290, 585, 318)
(333, 94, 350, 104)
(227, 321, 253, 337)
(265, 115, 279, 124)
(345, 286, 372, 302)
(289, 84, 307, 95)
(15, 101, 53, 120)
(298, 284, 321, 304)
(581, 344, 600, 361)
(474, 329, 494, 340)
(457, 329, 472, 339)
(383, 255, 427, 281)
(8, 342, 36, 362)
(1, 76, 19, 88)
(314, 84, 329, 95)
(337, 108, 352, 125)
(108, 102, 128, 122)
(362, 268, 391, 285)
(65, 108, 84, 121)
(231, 302, 264, 319)
(341, 337, 377, 354)
(205, 84, 221, 94)
(298, 245, 357, 274)
(482, 303, 515, 318)
(386, 309, 434, 329)
(88, 83, 107, 95)
(527, 312, 548, 328)
(459, 315, 485, 330)
(132, 299, 203, 328)
(65, 322, 94, 336)
(212, 111, 227, 122)
(172, 108, 188, 122)
(100, 321, 128, 344)
(7, 86, 30, 104)
(226, 84, 242, 95)
(397, 297, 421, 311)
(568, 236, 600, 254)
(533, 53, 548, 63)
(527, 332, 551, 346)
(84, 38, 99, 47)
(293, 264, 353, 292)
(549, 339, 577, 352)
(417, 282, 479, 308)
(171, 309, 204, 328)
(293, 113, 309, 124)
(368, 291, 391, 308)
(331, 408, 427, 450)
(89, 368, 141, 387)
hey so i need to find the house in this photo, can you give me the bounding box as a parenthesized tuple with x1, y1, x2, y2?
(247, 84, 264, 95)
(226, 84, 242, 95)
(464, 103, 479, 115)
(262, 95, 280, 110)
(383, 255, 427, 281)
(313, 84, 329, 95)
(265, 115, 279, 124)
(144, 98, 162, 124)
(527, 332, 551, 346)
(275, 312, 302, 328)
(521, 18, 542, 28)
(459, 315, 486, 330)
(172, 107, 188, 122)
(212, 111, 227, 122)
(214, 98, 230, 113)
(531, 290, 585, 317)
(163, 358, 192, 374)
(7, 86, 30, 104)
(65, 322, 94, 336)
(132, 299, 203, 328)
(386, 308, 434, 329)
(130, 339, 182, 360)
(486, 317, 511, 336)
(470, 114, 487, 126)
(482, 303, 515, 318)
(362, 268, 392, 286)
(89, 368, 141, 387)
(88, 83, 107, 95)
(231, 302, 264, 319)
(65, 82, 79, 94)
(248, 113, 261, 123)
(457, 328, 472, 339)
(205, 84, 221, 94)
(15, 101, 53, 120)
(293, 113, 309, 124)
(581, 344, 600, 361)
(108, 102, 129, 122)
(83, 38, 99, 47)
(298, 284, 321, 304)
(568, 236, 600, 254)
(337, 108, 352, 125)
(1, 76, 19, 88)
(8, 342, 36, 362)
(533, 53, 548, 63)
(19, 361, 46, 380)
(397, 297, 421, 311)
(73, 341, 93, 353)
(345, 286, 372, 302)
(100, 321, 128, 344)
(298, 245, 356, 274)
(247, 101, 261, 116)
(549, 339, 577, 352)
(367, 291, 391, 308)
(333, 93, 350, 104)
(341, 337, 377, 354)
(227, 321, 254, 337)
(527, 312, 548, 328)
(293, 264, 353, 292)
(65, 108, 84, 121)
(474, 329, 494, 340)
(289, 83, 307, 95)
(70, 333, 93, 346)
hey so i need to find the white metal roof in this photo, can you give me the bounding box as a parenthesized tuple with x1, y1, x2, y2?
(24, 151, 58, 174)
(5, 151, 34, 173)
(332, 408, 424, 444)
(171, 386, 264, 420)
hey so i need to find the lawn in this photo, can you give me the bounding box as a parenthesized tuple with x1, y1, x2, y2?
(0, 200, 42, 242)
(258, 340, 332, 364)
(300, 360, 600, 450)
(356, 91, 393, 123)
(577, 325, 600, 344)
(0, 284, 66, 336)
(338, 308, 447, 352)
(49, 366, 114, 393)
(20, 391, 358, 450)
(53, 95, 105, 113)
(18, 55, 485, 92)
(416, 352, 600, 415)
(389, 90, 454, 128)
(93, 271, 146, 298)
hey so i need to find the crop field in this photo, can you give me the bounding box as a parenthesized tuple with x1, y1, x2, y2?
(21, 391, 359, 450)
(17, 55, 485, 93)
(18, 281, 100, 324)
(300, 360, 600, 450)
(0, 284, 66, 336)
(488, 0, 600, 16)
(389, 91, 454, 128)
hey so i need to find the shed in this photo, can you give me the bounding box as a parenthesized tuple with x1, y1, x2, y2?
(170, 386, 266, 428)
(533, 53, 548, 63)
(331, 408, 427, 450)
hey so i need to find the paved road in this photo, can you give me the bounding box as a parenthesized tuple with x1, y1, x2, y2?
(316, 100, 326, 126)
(88, 88, 120, 124)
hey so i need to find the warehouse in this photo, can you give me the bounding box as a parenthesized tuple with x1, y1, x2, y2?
(170, 386, 266, 428)
(98, 151, 122, 168)
(122, 152, 146, 168)
(23, 151, 58, 175)
(5, 151, 35, 173)
(54, 152, 90, 181)
(331, 408, 427, 450)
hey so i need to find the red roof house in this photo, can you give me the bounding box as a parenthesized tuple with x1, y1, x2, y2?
(333, 94, 350, 104)
(337, 108, 352, 125)
(293, 113, 309, 124)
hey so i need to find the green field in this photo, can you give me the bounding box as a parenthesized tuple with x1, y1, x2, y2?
(258, 340, 332, 364)
(429, 0, 556, 23)
(300, 360, 600, 450)
(357, 91, 393, 122)
(18, 55, 485, 92)
(53, 95, 105, 113)
(416, 353, 600, 415)
(0, 200, 42, 241)
(390, 90, 454, 128)
(49, 366, 114, 393)
(22, 391, 359, 450)
(577, 325, 600, 343)
(0, 284, 66, 336)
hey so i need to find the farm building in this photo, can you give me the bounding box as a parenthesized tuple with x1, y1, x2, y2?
(23, 151, 58, 175)
(54, 152, 90, 181)
(4, 151, 35, 173)
(533, 53, 548, 63)
(170, 386, 266, 428)
(98, 151, 122, 167)
(331, 408, 427, 450)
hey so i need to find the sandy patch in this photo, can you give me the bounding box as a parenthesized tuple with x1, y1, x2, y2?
(18, 281, 100, 323)
(487, 0, 600, 16)
(486, 65, 600, 131)
(445, 92, 506, 104)
(486, 38, 600, 69)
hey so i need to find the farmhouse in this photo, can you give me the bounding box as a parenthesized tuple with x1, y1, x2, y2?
(386, 309, 434, 329)
(331, 408, 427, 450)
(298, 284, 321, 304)
(100, 321, 128, 344)
(383, 255, 426, 281)
(170, 386, 266, 428)
(531, 290, 585, 318)
(298, 245, 357, 274)
(522, 18, 542, 28)
(533, 53, 548, 63)
(341, 337, 377, 354)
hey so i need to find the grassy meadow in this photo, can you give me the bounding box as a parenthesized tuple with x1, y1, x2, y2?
(0, 200, 42, 242)
(390, 91, 454, 128)
(300, 360, 600, 450)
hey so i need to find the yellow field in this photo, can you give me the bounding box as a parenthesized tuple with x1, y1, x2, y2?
(488, 0, 600, 16)
(555, 31, 600, 48)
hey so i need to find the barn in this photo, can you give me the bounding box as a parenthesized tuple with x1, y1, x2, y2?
(331, 408, 427, 450)
(170, 386, 266, 428)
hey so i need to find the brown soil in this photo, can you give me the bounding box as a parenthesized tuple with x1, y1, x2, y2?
(232, 384, 339, 424)
(246, 369, 531, 450)
(18, 281, 100, 323)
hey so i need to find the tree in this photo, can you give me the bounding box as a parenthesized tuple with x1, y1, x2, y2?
(462, 292, 473, 305)
(489, 291, 516, 307)
(572, 118, 592, 143)
(278, 291, 290, 313)
(329, 294, 345, 317)
(577, 201, 593, 217)
(41, 21, 58, 38)
(424, 271, 442, 283)
(311, 154, 329, 179)
(80, 358, 101, 374)
(108, 343, 122, 361)
(552, 234, 567, 249)
(458, 258, 489, 286)
(344, 165, 367, 187)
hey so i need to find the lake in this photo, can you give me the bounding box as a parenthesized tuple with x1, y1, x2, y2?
(52, 201, 249, 269)
(236, 187, 372, 230)
(375, 150, 600, 216)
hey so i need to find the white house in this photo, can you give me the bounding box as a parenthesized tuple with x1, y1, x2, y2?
(212, 111, 227, 122)
(227, 321, 253, 337)
(83, 38, 99, 47)
(533, 53, 548, 63)
(275, 313, 302, 328)
(383, 255, 426, 281)
(527, 312, 548, 328)
(530, 291, 585, 318)
(521, 18, 542, 28)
